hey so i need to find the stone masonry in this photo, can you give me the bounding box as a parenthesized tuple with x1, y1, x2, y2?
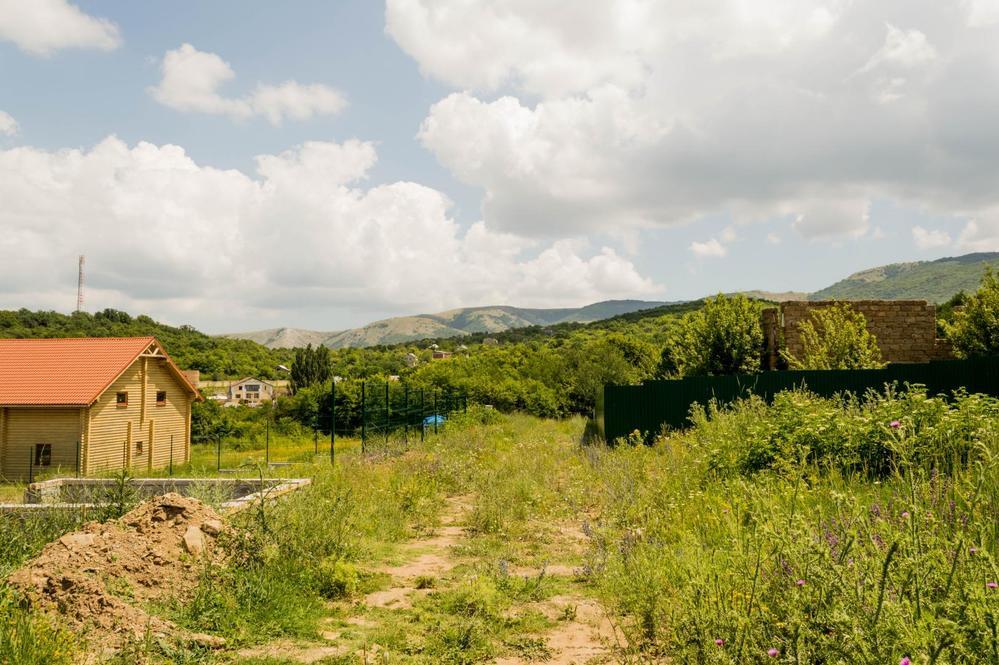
(763, 300, 954, 368)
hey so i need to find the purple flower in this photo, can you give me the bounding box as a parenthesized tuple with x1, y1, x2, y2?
(901, 511, 910, 519)
(796, 579, 806, 587)
(890, 420, 901, 429)
(900, 658, 911, 665)
(970, 546, 978, 555)
(988, 581, 998, 589)
(767, 648, 780, 658)
(714, 638, 725, 646)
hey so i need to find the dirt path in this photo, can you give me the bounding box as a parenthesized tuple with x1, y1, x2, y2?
(363, 494, 473, 610)
(237, 494, 622, 664)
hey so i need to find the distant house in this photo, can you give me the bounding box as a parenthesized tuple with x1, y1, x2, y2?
(432, 351, 453, 360)
(228, 377, 276, 407)
(0, 337, 200, 481)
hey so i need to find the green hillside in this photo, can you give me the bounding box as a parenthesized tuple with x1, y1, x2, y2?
(811, 252, 999, 302)
(0, 308, 293, 380)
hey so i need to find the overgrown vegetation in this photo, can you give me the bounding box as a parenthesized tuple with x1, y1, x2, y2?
(947, 267, 999, 359)
(782, 302, 885, 370)
(3, 398, 998, 663)
(658, 294, 764, 377)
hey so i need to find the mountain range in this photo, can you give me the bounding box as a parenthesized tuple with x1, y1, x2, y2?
(223, 300, 673, 349)
(224, 252, 999, 349)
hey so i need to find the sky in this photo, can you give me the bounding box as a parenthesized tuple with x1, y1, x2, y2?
(2, 1, 999, 333)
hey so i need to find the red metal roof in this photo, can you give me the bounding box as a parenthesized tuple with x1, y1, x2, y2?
(0, 337, 198, 407)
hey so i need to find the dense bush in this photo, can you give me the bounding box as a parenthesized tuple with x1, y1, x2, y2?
(686, 387, 996, 477)
(658, 294, 764, 377)
(782, 302, 885, 370)
(947, 268, 999, 358)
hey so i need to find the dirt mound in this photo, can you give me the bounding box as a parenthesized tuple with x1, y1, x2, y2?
(7, 493, 227, 661)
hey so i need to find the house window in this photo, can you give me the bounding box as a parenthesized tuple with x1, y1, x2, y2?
(245, 384, 260, 392)
(116, 391, 128, 407)
(156, 390, 167, 406)
(34, 443, 52, 467)
(135, 441, 144, 454)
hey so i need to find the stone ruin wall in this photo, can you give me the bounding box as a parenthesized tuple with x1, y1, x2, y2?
(765, 300, 954, 367)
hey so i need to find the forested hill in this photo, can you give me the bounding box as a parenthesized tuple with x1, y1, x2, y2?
(0, 309, 293, 380)
(811, 252, 999, 303)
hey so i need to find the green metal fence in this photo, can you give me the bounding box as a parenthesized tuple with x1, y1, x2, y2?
(600, 356, 999, 443)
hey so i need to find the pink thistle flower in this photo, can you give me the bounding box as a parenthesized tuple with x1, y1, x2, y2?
(970, 546, 978, 555)
(900, 658, 911, 665)
(890, 420, 901, 429)
(901, 511, 910, 519)
(767, 647, 780, 658)
(796, 579, 806, 587)
(714, 638, 725, 646)
(988, 581, 998, 589)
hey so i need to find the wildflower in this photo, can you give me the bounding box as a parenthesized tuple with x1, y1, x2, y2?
(900, 658, 911, 665)
(714, 639, 725, 646)
(890, 420, 901, 429)
(767, 648, 780, 658)
(969, 546, 978, 555)
(988, 581, 997, 589)
(901, 511, 910, 519)
(796, 579, 806, 587)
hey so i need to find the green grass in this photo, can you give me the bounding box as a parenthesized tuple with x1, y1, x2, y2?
(3, 400, 998, 663)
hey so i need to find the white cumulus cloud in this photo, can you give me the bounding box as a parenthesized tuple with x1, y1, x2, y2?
(391, 0, 999, 244)
(690, 238, 727, 259)
(912, 226, 952, 249)
(149, 44, 346, 125)
(0, 137, 658, 329)
(0, 0, 120, 56)
(0, 110, 17, 136)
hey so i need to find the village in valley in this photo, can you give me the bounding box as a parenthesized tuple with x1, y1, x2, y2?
(2, 2, 999, 664)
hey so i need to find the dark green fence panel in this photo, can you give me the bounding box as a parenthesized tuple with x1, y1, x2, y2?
(602, 356, 999, 443)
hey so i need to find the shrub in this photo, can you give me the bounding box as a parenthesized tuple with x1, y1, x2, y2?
(947, 268, 999, 358)
(313, 559, 361, 599)
(782, 302, 885, 370)
(658, 294, 764, 377)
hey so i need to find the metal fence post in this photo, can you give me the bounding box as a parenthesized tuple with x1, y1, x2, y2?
(404, 385, 409, 446)
(361, 381, 367, 454)
(330, 377, 336, 465)
(28, 447, 33, 484)
(434, 390, 439, 435)
(216, 436, 221, 472)
(420, 389, 425, 442)
(384, 381, 390, 446)
(265, 410, 270, 465)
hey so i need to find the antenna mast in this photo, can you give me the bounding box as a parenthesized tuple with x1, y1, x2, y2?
(76, 255, 85, 313)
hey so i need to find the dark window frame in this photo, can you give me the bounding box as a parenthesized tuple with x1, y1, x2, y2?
(116, 391, 128, 407)
(155, 390, 167, 406)
(34, 443, 52, 467)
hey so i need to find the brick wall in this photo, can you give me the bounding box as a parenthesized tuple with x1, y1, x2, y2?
(776, 300, 954, 365)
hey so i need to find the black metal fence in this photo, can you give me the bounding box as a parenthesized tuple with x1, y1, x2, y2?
(331, 381, 468, 455)
(599, 356, 999, 443)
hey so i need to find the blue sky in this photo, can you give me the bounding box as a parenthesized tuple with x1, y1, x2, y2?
(2, 1, 997, 332)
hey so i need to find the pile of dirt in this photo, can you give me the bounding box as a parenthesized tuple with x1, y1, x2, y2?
(7, 493, 227, 661)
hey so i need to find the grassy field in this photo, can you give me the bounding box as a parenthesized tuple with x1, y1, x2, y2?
(2, 393, 998, 664)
